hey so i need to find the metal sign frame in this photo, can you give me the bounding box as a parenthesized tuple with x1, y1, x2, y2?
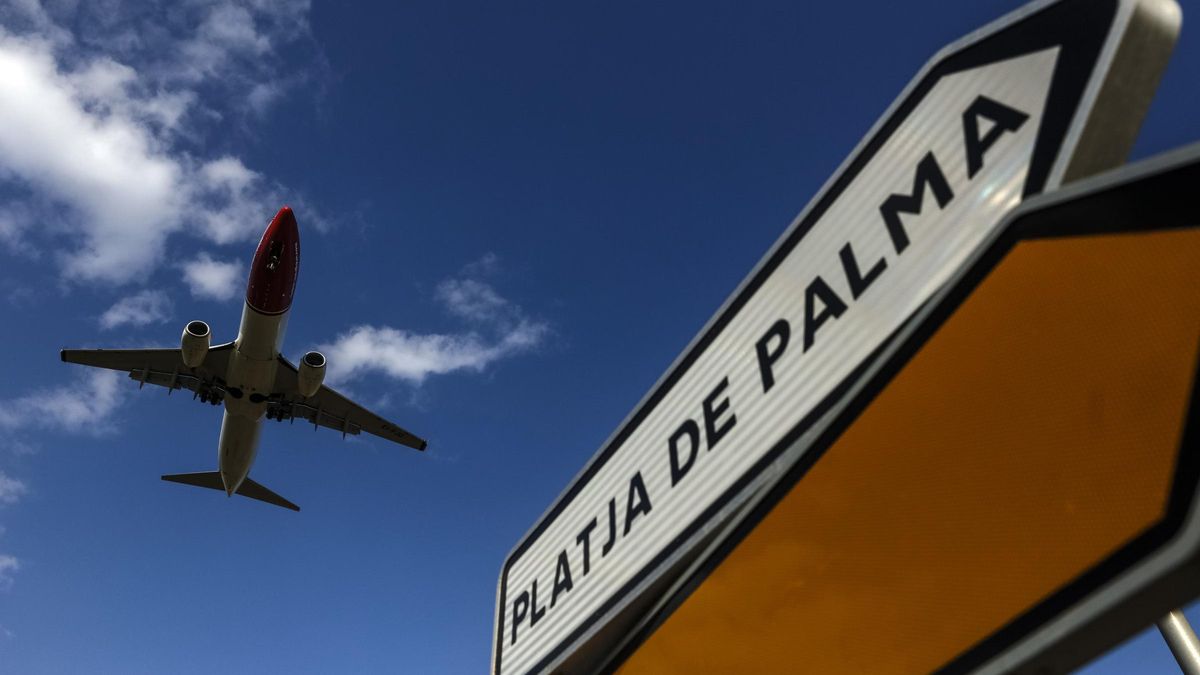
(494, 1, 1181, 672)
(605, 140, 1200, 675)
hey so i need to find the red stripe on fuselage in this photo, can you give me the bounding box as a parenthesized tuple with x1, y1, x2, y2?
(246, 206, 300, 315)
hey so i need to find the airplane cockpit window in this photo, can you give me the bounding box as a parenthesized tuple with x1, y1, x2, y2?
(266, 239, 284, 271)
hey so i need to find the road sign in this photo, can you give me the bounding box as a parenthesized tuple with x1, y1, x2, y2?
(493, 1, 1181, 672)
(615, 141, 1200, 675)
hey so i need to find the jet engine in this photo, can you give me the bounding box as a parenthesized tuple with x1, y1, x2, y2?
(297, 350, 326, 397)
(181, 320, 211, 368)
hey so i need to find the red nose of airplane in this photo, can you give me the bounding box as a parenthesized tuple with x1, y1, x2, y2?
(246, 206, 300, 315)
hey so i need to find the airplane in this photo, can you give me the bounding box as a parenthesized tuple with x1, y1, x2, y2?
(61, 206, 426, 512)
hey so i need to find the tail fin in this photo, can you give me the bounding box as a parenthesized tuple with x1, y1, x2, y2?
(161, 472, 300, 511)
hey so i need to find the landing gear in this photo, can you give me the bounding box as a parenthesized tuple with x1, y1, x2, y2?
(266, 405, 294, 422)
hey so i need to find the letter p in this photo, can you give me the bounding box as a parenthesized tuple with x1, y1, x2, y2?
(511, 591, 530, 645)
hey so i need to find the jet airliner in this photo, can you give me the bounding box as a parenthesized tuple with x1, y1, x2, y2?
(62, 206, 425, 511)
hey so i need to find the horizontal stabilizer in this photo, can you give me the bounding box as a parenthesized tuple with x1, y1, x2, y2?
(161, 472, 300, 511)
(236, 477, 300, 512)
(162, 471, 224, 490)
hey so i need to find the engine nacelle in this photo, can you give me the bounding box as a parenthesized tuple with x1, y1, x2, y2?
(181, 320, 211, 368)
(297, 350, 326, 398)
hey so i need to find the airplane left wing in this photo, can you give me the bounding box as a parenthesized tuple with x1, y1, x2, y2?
(60, 344, 235, 399)
(270, 356, 427, 451)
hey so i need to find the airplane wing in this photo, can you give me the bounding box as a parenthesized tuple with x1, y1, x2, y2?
(270, 355, 427, 451)
(60, 343, 236, 400)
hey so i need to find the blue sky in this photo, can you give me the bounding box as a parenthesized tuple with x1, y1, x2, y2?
(0, 1, 1197, 673)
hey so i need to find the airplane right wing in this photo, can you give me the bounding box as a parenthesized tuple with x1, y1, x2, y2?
(270, 356, 427, 451)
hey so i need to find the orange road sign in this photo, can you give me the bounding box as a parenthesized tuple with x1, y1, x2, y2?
(615, 145, 1200, 674)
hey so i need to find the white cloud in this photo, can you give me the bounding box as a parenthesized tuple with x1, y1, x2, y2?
(0, 370, 125, 436)
(194, 156, 273, 244)
(436, 253, 532, 326)
(436, 278, 508, 323)
(0, 32, 184, 283)
(246, 81, 283, 114)
(319, 257, 549, 386)
(319, 320, 547, 386)
(1, 439, 38, 456)
(170, 1, 309, 86)
(99, 289, 172, 330)
(189, 3, 271, 66)
(0, 2, 325, 285)
(0, 204, 39, 257)
(0, 473, 26, 505)
(462, 251, 500, 277)
(181, 252, 243, 300)
(0, 471, 15, 590)
(67, 56, 195, 134)
(66, 1, 316, 93)
(0, 554, 17, 591)
(0, 0, 70, 47)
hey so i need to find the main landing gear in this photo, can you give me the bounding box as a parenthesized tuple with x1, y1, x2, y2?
(265, 405, 295, 422)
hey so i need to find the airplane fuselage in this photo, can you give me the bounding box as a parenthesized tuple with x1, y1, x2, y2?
(217, 207, 300, 496)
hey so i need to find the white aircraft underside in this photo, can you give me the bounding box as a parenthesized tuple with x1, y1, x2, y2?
(61, 207, 426, 511)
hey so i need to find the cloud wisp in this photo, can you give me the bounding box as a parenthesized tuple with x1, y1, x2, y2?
(318, 254, 548, 386)
(320, 320, 547, 386)
(181, 253, 244, 301)
(435, 278, 509, 324)
(0, 554, 17, 591)
(99, 289, 172, 330)
(0, 366, 124, 586)
(0, 370, 125, 437)
(0, 474, 26, 592)
(0, 473, 26, 506)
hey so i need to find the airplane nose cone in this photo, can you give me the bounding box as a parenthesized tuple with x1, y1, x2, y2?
(246, 205, 300, 314)
(272, 205, 297, 234)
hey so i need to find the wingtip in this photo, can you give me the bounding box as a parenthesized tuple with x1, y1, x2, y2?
(418, 439, 428, 451)
(59, 349, 67, 363)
